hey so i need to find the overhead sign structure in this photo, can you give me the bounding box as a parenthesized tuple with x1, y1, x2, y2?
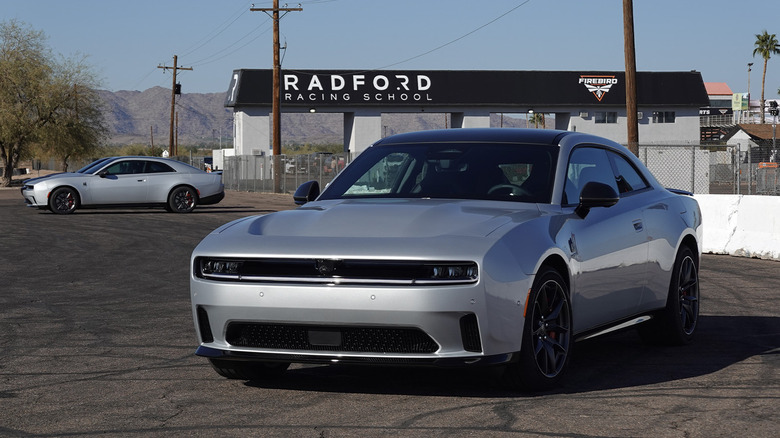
(225, 70, 710, 109)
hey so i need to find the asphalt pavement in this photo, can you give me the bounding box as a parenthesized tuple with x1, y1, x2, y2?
(0, 187, 778, 437)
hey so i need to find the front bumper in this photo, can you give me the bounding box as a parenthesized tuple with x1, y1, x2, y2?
(190, 277, 528, 365)
(21, 186, 46, 207)
(195, 345, 514, 367)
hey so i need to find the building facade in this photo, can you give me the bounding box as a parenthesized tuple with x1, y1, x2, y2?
(224, 70, 710, 155)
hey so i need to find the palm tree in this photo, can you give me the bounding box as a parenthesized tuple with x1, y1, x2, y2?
(528, 113, 545, 129)
(752, 30, 780, 124)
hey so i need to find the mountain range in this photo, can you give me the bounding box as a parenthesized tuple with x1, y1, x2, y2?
(97, 87, 528, 148)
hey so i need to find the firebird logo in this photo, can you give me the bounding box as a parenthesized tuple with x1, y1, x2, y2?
(579, 75, 618, 102)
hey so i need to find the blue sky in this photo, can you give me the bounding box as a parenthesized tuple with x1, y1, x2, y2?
(6, 0, 780, 96)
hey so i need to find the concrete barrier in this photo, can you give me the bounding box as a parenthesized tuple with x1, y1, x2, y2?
(694, 194, 780, 261)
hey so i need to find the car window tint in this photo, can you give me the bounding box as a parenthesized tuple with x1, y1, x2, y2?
(78, 158, 111, 173)
(145, 161, 175, 173)
(104, 161, 129, 175)
(105, 160, 145, 175)
(564, 147, 618, 205)
(608, 152, 648, 194)
(322, 143, 557, 203)
(344, 152, 413, 196)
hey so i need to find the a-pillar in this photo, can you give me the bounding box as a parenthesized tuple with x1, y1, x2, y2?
(344, 111, 382, 155)
(450, 112, 490, 128)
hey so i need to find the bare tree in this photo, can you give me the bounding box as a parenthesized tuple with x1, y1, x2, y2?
(0, 20, 106, 186)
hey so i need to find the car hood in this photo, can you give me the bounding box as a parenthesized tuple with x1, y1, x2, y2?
(197, 198, 545, 259)
(23, 172, 78, 185)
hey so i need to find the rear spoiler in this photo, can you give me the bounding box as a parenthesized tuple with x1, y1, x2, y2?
(666, 188, 693, 196)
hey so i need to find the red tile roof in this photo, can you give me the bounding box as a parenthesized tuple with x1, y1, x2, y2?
(705, 82, 733, 96)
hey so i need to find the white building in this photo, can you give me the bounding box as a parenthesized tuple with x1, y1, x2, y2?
(224, 70, 710, 155)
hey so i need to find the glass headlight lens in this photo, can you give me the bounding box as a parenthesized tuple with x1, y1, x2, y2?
(201, 259, 242, 276)
(430, 263, 478, 281)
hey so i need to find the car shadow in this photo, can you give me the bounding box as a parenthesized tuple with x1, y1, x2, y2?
(243, 315, 780, 397)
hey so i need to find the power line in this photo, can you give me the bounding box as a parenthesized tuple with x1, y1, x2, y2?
(186, 19, 272, 67)
(179, 2, 251, 58)
(376, 0, 533, 70)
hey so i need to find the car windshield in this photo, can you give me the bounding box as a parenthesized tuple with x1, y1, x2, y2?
(78, 157, 115, 174)
(319, 142, 558, 203)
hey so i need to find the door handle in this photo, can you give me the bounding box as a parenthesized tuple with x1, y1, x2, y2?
(632, 220, 643, 232)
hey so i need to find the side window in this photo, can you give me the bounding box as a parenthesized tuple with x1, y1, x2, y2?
(104, 161, 142, 175)
(564, 147, 618, 205)
(145, 161, 175, 173)
(608, 152, 649, 194)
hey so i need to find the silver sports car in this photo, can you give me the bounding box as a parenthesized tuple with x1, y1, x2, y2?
(21, 156, 224, 214)
(190, 128, 702, 390)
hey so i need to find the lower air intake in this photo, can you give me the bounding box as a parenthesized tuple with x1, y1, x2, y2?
(226, 323, 439, 354)
(459, 313, 482, 352)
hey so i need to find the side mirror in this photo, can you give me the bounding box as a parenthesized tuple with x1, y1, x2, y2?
(575, 181, 619, 218)
(293, 180, 320, 205)
(97, 170, 108, 178)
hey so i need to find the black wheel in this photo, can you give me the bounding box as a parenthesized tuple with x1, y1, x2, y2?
(167, 186, 197, 213)
(503, 267, 572, 391)
(638, 246, 699, 345)
(209, 359, 290, 380)
(48, 187, 79, 214)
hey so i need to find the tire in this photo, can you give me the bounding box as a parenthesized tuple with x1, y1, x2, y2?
(638, 246, 700, 345)
(48, 187, 79, 214)
(503, 267, 572, 391)
(209, 359, 290, 380)
(167, 186, 197, 213)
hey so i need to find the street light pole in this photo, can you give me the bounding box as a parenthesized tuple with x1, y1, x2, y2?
(747, 62, 753, 123)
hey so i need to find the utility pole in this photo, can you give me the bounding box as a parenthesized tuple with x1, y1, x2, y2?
(158, 55, 192, 157)
(251, 1, 302, 193)
(623, 0, 639, 156)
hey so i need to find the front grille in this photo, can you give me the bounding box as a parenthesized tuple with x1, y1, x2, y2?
(226, 322, 439, 354)
(194, 257, 478, 286)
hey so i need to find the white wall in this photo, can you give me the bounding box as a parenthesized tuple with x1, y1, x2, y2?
(568, 108, 701, 144)
(694, 194, 780, 261)
(233, 108, 270, 155)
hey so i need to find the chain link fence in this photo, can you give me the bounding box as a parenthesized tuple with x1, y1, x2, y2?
(18, 144, 778, 196)
(221, 146, 778, 196)
(637, 143, 778, 195)
(222, 153, 352, 193)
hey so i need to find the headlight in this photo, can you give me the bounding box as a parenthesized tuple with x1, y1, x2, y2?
(429, 263, 478, 281)
(199, 259, 243, 279)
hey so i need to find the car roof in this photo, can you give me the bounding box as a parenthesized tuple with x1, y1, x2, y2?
(372, 128, 635, 161)
(372, 128, 574, 147)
